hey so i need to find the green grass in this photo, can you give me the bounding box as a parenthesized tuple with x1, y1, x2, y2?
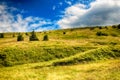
(0, 26, 120, 80)
(52, 45, 120, 66)
(0, 59, 120, 80)
(0, 45, 96, 66)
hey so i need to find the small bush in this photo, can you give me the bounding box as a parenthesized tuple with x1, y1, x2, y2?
(63, 32, 66, 34)
(117, 24, 120, 29)
(43, 35, 49, 41)
(105, 26, 108, 29)
(25, 33, 28, 36)
(96, 31, 108, 36)
(29, 30, 39, 41)
(112, 25, 117, 28)
(90, 27, 95, 30)
(111, 33, 118, 37)
(110, 42, 117, 45)
(17, 34, 24, 41)
(99, 27, 102, 29)
(0, 54, 6, 61)
(0, 33, 4, 38)
(13, 34, 15, 37)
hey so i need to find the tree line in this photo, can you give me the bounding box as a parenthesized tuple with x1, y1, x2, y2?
(0, 30, 49, 41)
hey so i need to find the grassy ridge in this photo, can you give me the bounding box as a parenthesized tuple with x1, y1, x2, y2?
(0, 26, 120, 67)
(0, 26, 120, 80)
(52, 46, 120, 66)
(0, 45, 96, 67)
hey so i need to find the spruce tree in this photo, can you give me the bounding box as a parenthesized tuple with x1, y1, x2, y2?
(118, 24, 120, 29)
(29, 30, 39, 41)
(0, 33, 4, 38)
(43, 35, 49, 41)
(17, 33, 24, 41)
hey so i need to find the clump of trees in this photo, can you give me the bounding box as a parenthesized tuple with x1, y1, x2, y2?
(43, 35, 49, 41)
(17, 33, 24, 41)
(29, 30, 39, 41)
(112, 24, 120, 29)
(96, 31, 108, 36)
(112, 25, 117, 28)
(0, 33, 4, 38)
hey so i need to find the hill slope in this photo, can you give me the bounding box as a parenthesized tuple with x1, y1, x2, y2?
(0, 26, 120, 80)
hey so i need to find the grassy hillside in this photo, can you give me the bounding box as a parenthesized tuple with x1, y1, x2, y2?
(0, 26, 119, 67)
(0, 59, 120, 80)
(0, 25, 120, 80)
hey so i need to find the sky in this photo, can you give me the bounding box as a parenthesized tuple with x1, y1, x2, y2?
(0, 0, 120, 32)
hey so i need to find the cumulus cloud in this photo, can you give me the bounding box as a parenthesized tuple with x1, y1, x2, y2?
(65, 0, 72, 5)
(58, 0, 120, 28)
(0, 4, 53, 32)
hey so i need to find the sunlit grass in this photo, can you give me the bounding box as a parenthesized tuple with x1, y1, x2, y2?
(0, 26, 120, 80)
(0, 59, 120, 80)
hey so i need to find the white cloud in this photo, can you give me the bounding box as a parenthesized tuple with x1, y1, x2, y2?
(58, 0, 120, 29)
(53, 6, 56, 10)
(65, 0, 72, 5)
(0, 4, 53, 32)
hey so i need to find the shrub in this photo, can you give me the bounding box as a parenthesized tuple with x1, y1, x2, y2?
(43, 35, 49, 41)
(96, 31, 108, 36)
(99, 27, 102, 29)
(17, 33, 24, 41)
(105, 26, 108, 29)
(112, 25, 117, 28)
(0, 54, 6, 61)
(117, 24, 120, 29)
(13, 34, 15, 37)
(90, 27, 95, 30)
(0, 33, 4, 38)
(63, 32, 66, 34)
(29, 30, 39, 41)
(25, 33, 28, 36)
(111, 33, 118, 37)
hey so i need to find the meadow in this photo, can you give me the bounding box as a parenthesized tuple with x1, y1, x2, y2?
(0, 25, 120, 80)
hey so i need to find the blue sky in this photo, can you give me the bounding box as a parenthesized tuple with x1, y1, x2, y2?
(2, 0, 94, 19)
(0, 0, 120, 32)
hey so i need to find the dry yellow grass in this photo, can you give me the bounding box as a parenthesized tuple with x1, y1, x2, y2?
(0, 59, 120, 80)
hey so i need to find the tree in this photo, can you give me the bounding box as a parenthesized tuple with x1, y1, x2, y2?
(43, 35, 49, 41)
(25, 33, 29, 36)
(29, 30, 39, 41)
(0, 33, 4, 38)
(117, 24, 120, 29)
(17, 33, 24, 41)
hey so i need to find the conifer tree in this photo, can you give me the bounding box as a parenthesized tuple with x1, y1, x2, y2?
(43, 35, 49, 41)
(17, 33, 24, 41)
(29, 30, 39, 41)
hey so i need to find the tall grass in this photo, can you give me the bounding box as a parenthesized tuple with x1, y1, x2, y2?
(53, 46, 120, 66)
(0, 46, 96, 67)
